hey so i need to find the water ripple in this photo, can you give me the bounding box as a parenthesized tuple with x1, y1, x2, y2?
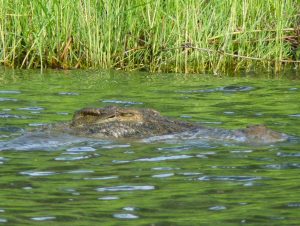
(112, 160, 131, 164)
(178, 85, 254, 93)
(0, 126, 24, 133)
(101, 144, 131, 149)
(0, 157, 8, 164)
(31, 216, 56, 221)
(209, 206, 227, 211)
(66, 169, 94, 174)
(58, 92, 79, 96)
(277, 152, 300, 157)
(157, 146, 191, 152)
(66, 146, 96, 152)
(84, 176, 118, 180)
(17, 107, 44, 111)
(113, 213, 139, 219)
(151, 167, 178, 171)
(54, 156, 91, 161)
(20, 171, 57, 177)
(287, 203, 300, 208)
(0, 113, 29, 119)
(288, 114, 300, 117)
(0, 90, 21, 94)
(220, 85, 254, 92)
(123, 206, 137, 211)
(263, 163, 300, 169)
(98, 196, 119, 200)
(289, 87, 298, 91)
(96, 185, 155, 192)
(102, 99, 143, 105)
(152, 173, 174, 178)
(198, 175, 262, 181)
(135, 155, 193, 162)
(0, 133, 95, 151)
(0, 135, 9, 140)
(0, 97, 18, 102)
(29, 123, 48, 127)
(230, 150, 253, 153)
(196, 154, 208, 158)
(57, 112, 69, 115)
(23, 186, 33, 190)
(223, 111, 235, 115)
(179, 172, 202, 176)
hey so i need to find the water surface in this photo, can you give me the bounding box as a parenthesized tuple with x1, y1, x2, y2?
(0, 69, 299, 225)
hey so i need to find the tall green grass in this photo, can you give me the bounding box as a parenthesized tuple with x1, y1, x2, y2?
(0, 0, 299, 73)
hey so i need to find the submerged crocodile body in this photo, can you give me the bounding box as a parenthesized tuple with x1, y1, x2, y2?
(49, 105, 288, 144)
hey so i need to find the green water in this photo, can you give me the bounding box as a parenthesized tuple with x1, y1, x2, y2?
(0, 69, 299, 225)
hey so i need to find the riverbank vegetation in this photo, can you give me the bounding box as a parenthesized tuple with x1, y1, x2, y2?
(0, 0, 299, 74)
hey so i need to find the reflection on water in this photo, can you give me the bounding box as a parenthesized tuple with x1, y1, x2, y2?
(96, 185, 155, 192)
(113, 213, 139, 219)
(0, 69, 299, 225)
(102, 99, 144, 105)
(177, 85, 255, 93)
(197, 175, 263, 181)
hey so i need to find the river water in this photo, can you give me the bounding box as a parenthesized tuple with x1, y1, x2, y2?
(0, 69, 299, 225)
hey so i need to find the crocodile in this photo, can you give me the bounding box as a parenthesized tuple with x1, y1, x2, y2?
(48, 105, 288, 144)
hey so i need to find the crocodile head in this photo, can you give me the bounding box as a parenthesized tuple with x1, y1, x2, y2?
(71, 106, 149, 127)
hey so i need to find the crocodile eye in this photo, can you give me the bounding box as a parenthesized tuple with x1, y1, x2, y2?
(120, 112, 134, 117)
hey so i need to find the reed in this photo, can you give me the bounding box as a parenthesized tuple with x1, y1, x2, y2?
(0, 0, 299, 74)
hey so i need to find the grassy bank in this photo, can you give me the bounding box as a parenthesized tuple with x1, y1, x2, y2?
(0, 0, 299, 74)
